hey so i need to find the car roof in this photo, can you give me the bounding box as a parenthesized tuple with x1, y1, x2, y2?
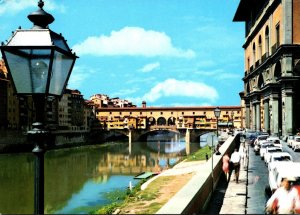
(267, 136, 280, 140)
(271, 152, 291, 157)
(260, 141, 274, 145)
(273, 162, 300, 177)
(258, 134, 269, 137)
(266, 147, 281, 151)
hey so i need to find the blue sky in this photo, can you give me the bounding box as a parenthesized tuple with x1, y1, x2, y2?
(0, 0, 245, 107)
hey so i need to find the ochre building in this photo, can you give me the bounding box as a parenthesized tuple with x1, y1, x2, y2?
(234, 0, 300, 136)
(94, 104, 242, 131)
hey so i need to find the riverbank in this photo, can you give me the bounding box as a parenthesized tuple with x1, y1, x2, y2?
(92, 146, 211, 214)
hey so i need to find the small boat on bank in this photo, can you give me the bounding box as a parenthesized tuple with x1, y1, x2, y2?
(134, 171, 159, 179)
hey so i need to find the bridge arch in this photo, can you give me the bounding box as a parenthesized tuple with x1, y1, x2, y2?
(148, 117, 156, 126)
(157, 117, 167, 125)
(167, 117, 176, 126)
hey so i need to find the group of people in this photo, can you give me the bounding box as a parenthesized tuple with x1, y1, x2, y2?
(222, 144, 247, 183)
(221, 143, 300, 214)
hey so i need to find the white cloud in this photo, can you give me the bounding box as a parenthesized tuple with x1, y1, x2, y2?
(195, 69, 241, 80)
(72, 26, 196, 58)
(0, 0, 35, 15)
(139, 62, 160, 73)
(0, 0, 65, 15)
(142, 79, 218, 102)
(68, 66, 95, 89)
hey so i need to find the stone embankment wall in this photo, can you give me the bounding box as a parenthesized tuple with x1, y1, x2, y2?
(0, 130, 103, 153)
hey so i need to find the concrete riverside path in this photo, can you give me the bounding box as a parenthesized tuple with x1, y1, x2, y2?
(219, 142, 248, 214)
(154, 136, 248, 214)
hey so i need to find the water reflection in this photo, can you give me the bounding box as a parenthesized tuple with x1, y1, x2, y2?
(0, 132, 209, 214)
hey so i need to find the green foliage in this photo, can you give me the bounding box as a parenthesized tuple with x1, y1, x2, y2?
(185, 145, 212, 161)
(90, 202, 121, 214)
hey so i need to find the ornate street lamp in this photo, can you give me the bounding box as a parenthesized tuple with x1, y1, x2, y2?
(214, 107, 221, 140)
(0, 1, 77, 214)
(210, 106, 221, 194)
(231, 111, 234, 130)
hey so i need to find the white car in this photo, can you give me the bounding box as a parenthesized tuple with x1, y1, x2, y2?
(291, 136, 300, 151)
(268, 162, 300, 192)
(287, 135, 295, 147)
(266, 136, 282, 149)
(254, 134, 269, 147)
(259, 141, 275, 159)
(268, 152, 293, 171)
(264, 147, 283, 164)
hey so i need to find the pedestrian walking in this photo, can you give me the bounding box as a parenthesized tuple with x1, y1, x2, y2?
(230, 148, 241, 183)
(239, 143, 247, 168)
(222, 153, 230, 182)
(265, 177, 299, 214)
(205, 153, 209, 162)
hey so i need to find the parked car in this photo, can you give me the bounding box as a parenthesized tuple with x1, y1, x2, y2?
(266, 136, 282, 149)
(287, 135, 295, 147)
(263, 146, 283, 164)
(254, 134, 269, 147)
(245, 131, 258, 147)
(259, 141, 275, 159)
(268, 162, 300, 192)
(291, 136, 300, 151)
(268, 152, 293, 171)
(254, 135, 270, 155)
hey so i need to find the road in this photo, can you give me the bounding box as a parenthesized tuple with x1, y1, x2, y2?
(247, 138, 300, 214)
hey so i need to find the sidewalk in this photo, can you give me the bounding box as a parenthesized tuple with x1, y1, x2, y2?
(219, 144, 248, 214)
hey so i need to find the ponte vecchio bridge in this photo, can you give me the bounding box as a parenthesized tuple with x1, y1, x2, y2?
(94, 105, 242, 143)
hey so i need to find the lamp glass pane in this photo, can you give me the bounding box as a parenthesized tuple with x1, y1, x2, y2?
(49, 51, 74, 96)
(3, 50, 32, 93)
(50, 31, 70, 52)
(214, 108, 221, 118)
(3, 48, 51, 94)
(30, 58, 50, 93)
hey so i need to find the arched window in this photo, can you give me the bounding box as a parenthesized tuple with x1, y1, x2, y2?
(247, 57, 250, 72)
(252, 43, 256, 67)
(265, 26, 269, 57)
(274, 62, 282, 81)
(258, 74, 264, 89)
(258, 35, 262, 63)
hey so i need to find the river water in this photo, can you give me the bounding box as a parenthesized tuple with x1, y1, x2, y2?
(0, 132, 215, 214)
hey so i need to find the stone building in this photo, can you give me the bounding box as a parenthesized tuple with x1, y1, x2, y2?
(234, 0, 300, 136)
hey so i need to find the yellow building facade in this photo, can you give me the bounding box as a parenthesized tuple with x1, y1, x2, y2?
(95, 106, 242, 131)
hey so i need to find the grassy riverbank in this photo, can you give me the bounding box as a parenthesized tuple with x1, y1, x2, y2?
(91, 145, 210, 214)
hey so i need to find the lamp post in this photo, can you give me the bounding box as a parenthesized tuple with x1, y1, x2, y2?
(231, 111, 234, 131)
(0, 1, 77, 214)
(210, 107, 221, 194)
(214, 107, 221, 142)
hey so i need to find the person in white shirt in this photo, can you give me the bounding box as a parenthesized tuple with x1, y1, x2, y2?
(230, 148, 241, 183)
(266, 177, 299, 214)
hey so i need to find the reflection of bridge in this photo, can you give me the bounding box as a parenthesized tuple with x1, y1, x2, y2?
(107, 127, 214, 143)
